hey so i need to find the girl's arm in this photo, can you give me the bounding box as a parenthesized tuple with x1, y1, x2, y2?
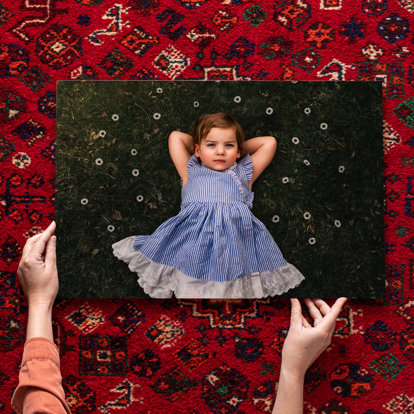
(168, 131, 193, 186)
(240, 136, 277, 186)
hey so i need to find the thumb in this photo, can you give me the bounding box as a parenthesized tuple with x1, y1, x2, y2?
(45, 235, 56, 267)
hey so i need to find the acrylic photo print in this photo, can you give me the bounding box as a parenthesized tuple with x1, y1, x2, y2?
(56, 80, 384, 299)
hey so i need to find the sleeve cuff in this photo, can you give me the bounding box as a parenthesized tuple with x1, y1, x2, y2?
(22, 337, 60, 367)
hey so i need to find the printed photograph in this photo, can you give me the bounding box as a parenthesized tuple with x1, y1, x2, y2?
(56, 80, 383, 298)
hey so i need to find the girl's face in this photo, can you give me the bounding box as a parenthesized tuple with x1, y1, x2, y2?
(195, 127, 240, 171)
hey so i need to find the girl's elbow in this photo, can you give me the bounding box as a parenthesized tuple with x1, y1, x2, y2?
(169, 131, 184, 148)
(268, 136, 277, 151)
(169, 131, 179, 141)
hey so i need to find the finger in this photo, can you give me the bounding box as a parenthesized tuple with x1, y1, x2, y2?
(27, 232, 43, 243)
(21, 232, 44, 257)
(45, 235, 57, 267)
(304, 298, 323, 326)
(31, 221, 56, 257)
(302, 315, 312, 328)
(332, 297, 347, 314)
(329, 297, 347, 316)
(289, 298, 303, 329)
(319, 297, 347, 330)
(23, 223, 55, 256)
(313, 299, 331, 316)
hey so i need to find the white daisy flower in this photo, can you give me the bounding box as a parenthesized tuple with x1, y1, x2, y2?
(95, 158, 103, 166)
(320, 122, 328, 130)
(272, 215, 280, 223)
(193, 101, 199, 108)
(334, 220, 341, 228)
(338, 165, 345, 173)
(107, 225, 115, 232)
(303, 212, 311, 220)
(266, 107, 273, 115)
(136, 195, 144, 203)
(304, 107, 311, 115)
(112, 114, 119, 121)
(153, 113, 161, 120)
(303, 159, 310, 166)
(282, 177, 289, 184)
(156, 87, 163, 93)
(234, 96, 241, 103)
(308, 237, 316, 245)
(132, 169, 140, 177)
(292, 137, 300, 144)
(99, 130, 106, 138)
(131, 149, 137, 156)
(81, 198, 88, 205)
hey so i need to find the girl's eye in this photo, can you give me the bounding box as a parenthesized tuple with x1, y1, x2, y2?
(226, 144, 234, 147)
(207, 143, 215, 147)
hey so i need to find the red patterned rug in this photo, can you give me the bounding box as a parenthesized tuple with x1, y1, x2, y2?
(1, 1, 414, 412)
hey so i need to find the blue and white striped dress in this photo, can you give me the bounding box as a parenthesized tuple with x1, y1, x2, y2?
(112, 155, 304, 298)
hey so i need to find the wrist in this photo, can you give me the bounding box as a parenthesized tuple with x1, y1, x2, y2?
(280, 363, 306, 382)
(273, 363, 305, 414)
(27, 293, 56, 308)
(26, 302, 54, 341)
(28, 299, 54, 315)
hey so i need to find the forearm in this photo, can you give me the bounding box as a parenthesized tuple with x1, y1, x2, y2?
(168, 131, 193, 183)
(272, 366, 304, 414)
(26, 302, 54, 341)
(240, 136, 277, 157)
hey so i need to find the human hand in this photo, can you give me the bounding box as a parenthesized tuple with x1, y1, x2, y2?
(17, 221, 58, 308)
(281, 298, 347, 380)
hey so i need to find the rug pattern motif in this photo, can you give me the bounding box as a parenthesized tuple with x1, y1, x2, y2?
(1, 0, 414, 412)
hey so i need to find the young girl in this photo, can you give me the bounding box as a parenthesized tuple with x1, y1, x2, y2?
(112, 113, 305, 298)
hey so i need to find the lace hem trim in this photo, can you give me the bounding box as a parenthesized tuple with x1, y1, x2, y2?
(112, 236, 305, 299)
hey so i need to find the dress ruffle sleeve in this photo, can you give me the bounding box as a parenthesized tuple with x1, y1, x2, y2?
(236, 154, 253, 183)
(186, 155, 200, 175)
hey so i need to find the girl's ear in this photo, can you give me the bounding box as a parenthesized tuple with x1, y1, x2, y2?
(195, 144, 200, 157)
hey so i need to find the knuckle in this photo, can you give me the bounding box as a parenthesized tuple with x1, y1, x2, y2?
(21, 257, 32, 269)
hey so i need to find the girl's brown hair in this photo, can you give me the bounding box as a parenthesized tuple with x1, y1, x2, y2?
(190, 113, 244, 150)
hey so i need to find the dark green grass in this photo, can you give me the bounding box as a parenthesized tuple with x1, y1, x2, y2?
(56, 80, 383, 298)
